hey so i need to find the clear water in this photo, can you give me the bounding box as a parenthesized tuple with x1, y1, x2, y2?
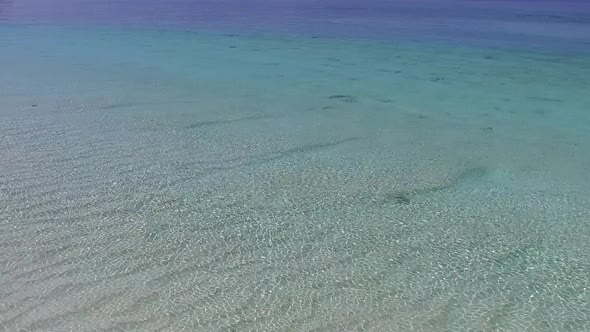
(1, 1, 589, 331)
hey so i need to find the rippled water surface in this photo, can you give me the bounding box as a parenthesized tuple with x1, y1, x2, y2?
(1, 1, 589, 331)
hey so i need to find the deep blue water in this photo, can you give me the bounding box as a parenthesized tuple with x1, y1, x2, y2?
(2, 0, 590, 49)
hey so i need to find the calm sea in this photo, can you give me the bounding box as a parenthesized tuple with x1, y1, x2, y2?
(1, 1, 589, 331)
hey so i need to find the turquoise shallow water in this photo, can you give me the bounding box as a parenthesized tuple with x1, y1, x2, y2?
(1, 22, 590, 331)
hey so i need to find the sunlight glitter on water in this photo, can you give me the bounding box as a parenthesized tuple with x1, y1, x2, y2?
(1, 1, 590, 331)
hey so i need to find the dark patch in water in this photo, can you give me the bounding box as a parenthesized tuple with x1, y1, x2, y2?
(481, 127, 494, 132)
(516, 13, 589, 24)
(381, 167, 491, 206)
(521, 55, 564, 64)
(322, 106, 335, 110)
(383, 193, 411, 205)
(31, 104, 38, 107)
(527, 96, 565, 103)
(493, 242, 538, 267)
(99, 102, 138, 110)
(274, 138, 359, 157)
(206, 137, 361, 172)
(378, 69, 402, 74)
(534, 109, 546, 117)
(228, 45, 237, 49)
(186, 114, 273, 129)
(328, 95, 357, 103)
(430, 76, 445, 82)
